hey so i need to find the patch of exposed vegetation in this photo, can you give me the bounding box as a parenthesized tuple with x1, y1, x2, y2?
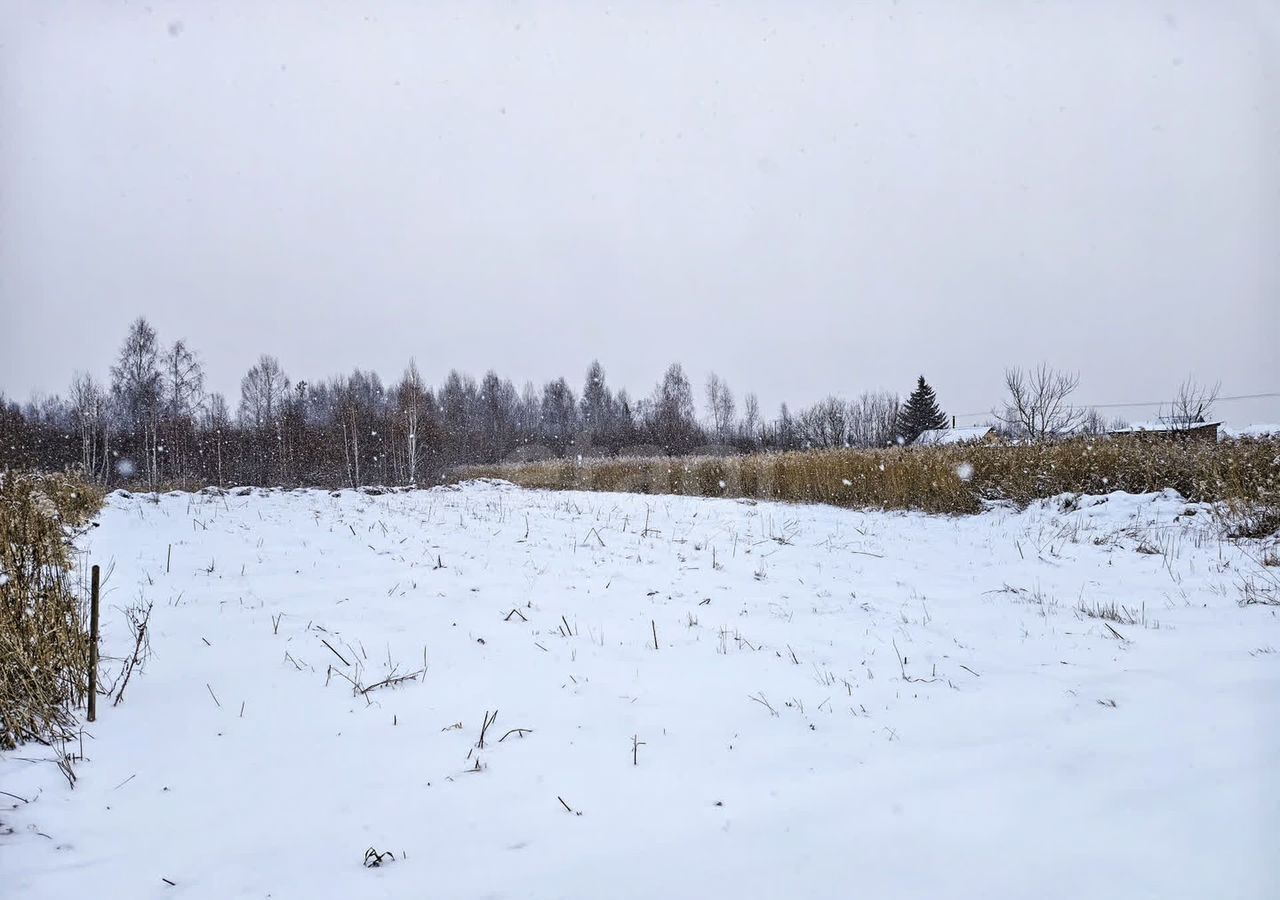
(1, 472, 103, 757)
(449, 437, 1280, 516)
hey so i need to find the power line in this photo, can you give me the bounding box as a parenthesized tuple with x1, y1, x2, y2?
(952, 391, 1280, 421)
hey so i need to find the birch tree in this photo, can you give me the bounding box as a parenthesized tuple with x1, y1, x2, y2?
(239, 355, 290, 483)
(109, 317, 162, 484)
(69, 372, 108, 481)
(396, 359, 427, 483)
(162, 340, 205, 479)
(705, 373, 736, 443)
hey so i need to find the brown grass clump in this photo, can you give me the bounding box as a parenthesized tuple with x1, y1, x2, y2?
(449, 437, 1280, 516)
(0, 472, 103, 752)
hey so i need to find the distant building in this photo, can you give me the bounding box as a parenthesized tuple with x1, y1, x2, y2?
(1108, 416, 1220, 442)
(912, 425, 998, 447)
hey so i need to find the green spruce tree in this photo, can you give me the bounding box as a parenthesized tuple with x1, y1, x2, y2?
(897, 376, 948, 444)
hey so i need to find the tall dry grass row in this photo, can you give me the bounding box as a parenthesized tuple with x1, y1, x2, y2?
(0, 472, 103, 750)
(449, 437, 1280, 516)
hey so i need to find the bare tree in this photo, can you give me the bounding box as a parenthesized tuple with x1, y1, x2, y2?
(239, 355, 291, 483)
(705, 373, 736, 442)
(1079, 407, 1108, 436)
(997, 364, 1083, 441)
(396, 359, 427, 483)
(796, 396, 850, 449)
(439, 370, 483, 463)
(769, 402, 798, 450)
(741, 392, 761, 445)
(478, 371, 519, 462)
(341, 370, 386, 486)
(161, 340, 205, 479)
(238, 355, 290, 427)
(648, 363, 700, 453)
(579, 360, 616, 448)
(539, 378, 578, 455)
(614, 388, 637, 447)
(69, 372, 109, 481)
(202, 393, 231, 486)
(109, 317, 162, 484)
(847, 391, 900, 448)
(514, 381, 541, 448)
(1168, 376, 1220, 428)
(163, 340, 205, 421)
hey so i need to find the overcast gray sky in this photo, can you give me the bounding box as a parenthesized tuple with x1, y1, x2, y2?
(2, 1, 1277, 425)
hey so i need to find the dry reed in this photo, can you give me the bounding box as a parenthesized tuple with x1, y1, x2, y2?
(449, 437, 1280, 517)
(0, 472, 103, 750)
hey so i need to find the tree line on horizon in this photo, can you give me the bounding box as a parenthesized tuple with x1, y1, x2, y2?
(3, 317, 1206, 490)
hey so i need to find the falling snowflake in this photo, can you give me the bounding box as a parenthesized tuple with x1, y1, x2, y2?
(955, 462, 974, 481)
(842, 478, 852, 486)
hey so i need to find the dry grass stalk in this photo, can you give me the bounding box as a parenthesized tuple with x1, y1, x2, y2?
(0, 472, 103, 752)
(448, 437, 1280, 517)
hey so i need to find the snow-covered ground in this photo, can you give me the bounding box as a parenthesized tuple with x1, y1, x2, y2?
(3, 481, 1279, 899)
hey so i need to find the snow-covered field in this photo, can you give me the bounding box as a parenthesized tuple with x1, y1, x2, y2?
(3, 481, 1279, 899)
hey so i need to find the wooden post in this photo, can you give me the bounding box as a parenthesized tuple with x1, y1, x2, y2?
(88, 565, 100, 722)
